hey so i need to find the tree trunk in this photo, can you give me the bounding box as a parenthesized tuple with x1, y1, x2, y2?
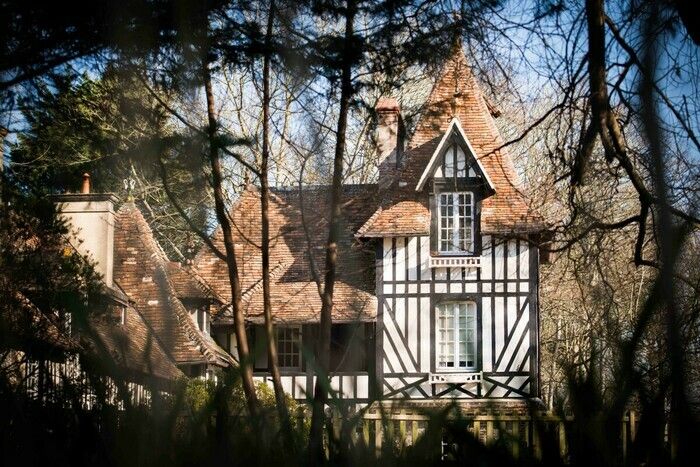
(202, 59, 259, 417)
(307, 1, 356, 461)
(259, 0, 294, 449)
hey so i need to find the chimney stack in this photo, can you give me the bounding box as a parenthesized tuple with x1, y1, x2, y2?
(375, 97, 403, 182)
(81, 173, 91, 194)
(54, 174, 117, 287)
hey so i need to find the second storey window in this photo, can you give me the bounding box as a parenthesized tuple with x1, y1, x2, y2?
(437, 302, 477, 370)
(438, 192, 474, 254)
(277, 326, 302, 370)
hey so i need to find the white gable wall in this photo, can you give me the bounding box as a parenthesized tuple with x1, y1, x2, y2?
(377, 234, 539, 400)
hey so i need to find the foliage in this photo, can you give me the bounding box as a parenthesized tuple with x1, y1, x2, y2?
(9, 68, 211, 259)
(0, 178, 103, 362)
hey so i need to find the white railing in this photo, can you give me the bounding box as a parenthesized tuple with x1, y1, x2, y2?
(429, 256, 481, 268)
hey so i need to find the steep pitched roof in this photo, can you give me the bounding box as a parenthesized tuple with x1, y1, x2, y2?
(194, 185, 377, 324)
(113, 202, 232, 366)
(358, 44, 545, 237)
(83, 299, 185, 383)
(167, 261, 221, 301)
(4, 290, 184, 384)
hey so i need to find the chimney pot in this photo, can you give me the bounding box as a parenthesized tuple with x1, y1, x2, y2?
(81, 173, 91, 194)
(376, 97, 400, 113)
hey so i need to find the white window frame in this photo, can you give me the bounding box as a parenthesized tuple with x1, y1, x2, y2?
(435, 302, 477, 372)
(276, 325, 302, 370)
(437, 191, 475, 255)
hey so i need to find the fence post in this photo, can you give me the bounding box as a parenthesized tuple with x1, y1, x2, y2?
(363, 418, 370, 446)
(622, 414, 628, 464)
(629, 410, 637, 443)
(399, 415, 406, 445)
(533, 421, 541, 460)
(558, 420, 567, 459)
(375, 418, 382, 453)
(512, 420, 520, 458)
(523, 419, 530, 449)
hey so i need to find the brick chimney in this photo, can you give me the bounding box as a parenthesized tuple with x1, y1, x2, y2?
(54, 174, 117, 287)
(375, 97, 403, 183)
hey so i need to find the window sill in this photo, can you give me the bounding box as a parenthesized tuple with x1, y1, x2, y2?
(429, 371, 482, 385)
(429, 256, 481, 268)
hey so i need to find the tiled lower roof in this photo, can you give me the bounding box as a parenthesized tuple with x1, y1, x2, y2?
(84, 301, 184, 382)
(194, 185, 378, 324)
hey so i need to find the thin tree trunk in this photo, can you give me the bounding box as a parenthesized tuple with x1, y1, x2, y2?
(547, 315, 562, 411)
(308, 1, 356, 461)
(259, 0, 294, 449)
(202, 59, 259, 417)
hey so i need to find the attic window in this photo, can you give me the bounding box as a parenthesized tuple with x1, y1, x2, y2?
(120, 306, 127, 325)
(443, 144, 467, 178)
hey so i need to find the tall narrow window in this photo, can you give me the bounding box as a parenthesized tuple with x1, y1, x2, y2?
(438, 192, 474, 254)
(437, 303, 477, 370)
(276, 326, 302, 370)
(443, 144, 467, 178)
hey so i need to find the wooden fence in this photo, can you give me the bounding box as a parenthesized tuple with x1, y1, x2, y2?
(16, 353, 154, 409)
(352, 407, 642, 462)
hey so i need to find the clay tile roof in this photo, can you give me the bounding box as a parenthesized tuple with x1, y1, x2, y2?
(358, 44, 545, 237)
(84, 301, 184, 382)
(2, 292, 81, 357)
(6, 291, 183, 383)
(167, 261, 219, 301)
(194, 185, 378, 324)
(113, 202, 232, 367)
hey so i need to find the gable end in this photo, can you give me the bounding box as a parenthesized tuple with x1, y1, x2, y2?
(415, 118, 495, 192)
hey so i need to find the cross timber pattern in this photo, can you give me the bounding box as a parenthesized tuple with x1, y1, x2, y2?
(378, 235, 539, 399)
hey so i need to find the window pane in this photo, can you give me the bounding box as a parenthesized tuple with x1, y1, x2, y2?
(438, 192, 474, 253)
(456, 146, 466, 177)
(444, 147, 454, 177)
(437, 303, 477, 371)
(276, 325, 302, 370)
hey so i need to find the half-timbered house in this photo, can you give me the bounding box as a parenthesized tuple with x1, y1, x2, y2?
(195, 44, 547, 405)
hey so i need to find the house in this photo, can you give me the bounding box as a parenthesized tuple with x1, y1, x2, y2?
(58, 184, 234, 379)
(12, 43, 545, 407)
(4, 181, 234, 406)
(195, 44, 547, 404)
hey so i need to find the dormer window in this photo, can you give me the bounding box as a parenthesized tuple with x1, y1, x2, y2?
(417, 118, 494, 265)
(438, 192, 474, 254)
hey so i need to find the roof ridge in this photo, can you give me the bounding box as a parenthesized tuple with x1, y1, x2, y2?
(241, 259, 288, 302)
(170, 261, 226, 304)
